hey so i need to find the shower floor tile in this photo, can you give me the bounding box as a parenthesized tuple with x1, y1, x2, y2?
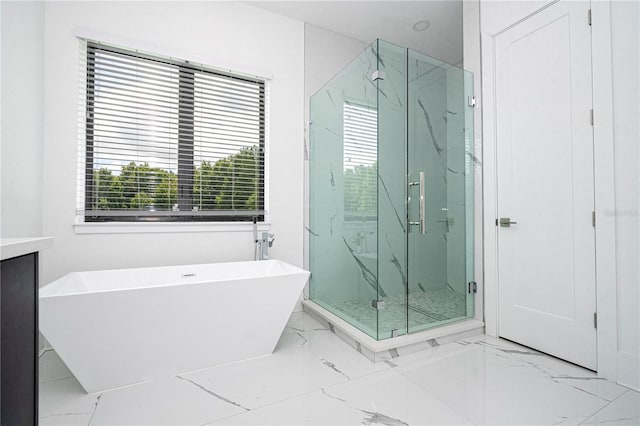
(330, 287, 467, 337)
(39, 312, 638, 426)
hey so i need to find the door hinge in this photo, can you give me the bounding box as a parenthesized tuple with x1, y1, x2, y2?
(592, 211, 596, 227)
(593, 312, 597, 329)
(588, 9, 592, 26)
(590, 109, 594, 126)
(468, 96, 476, 108)
(371, 70, 385, 81)
(372, 299, 385, 310)
(468, 281, 478, 294)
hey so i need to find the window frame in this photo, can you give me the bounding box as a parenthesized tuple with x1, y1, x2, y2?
(83, 42, 266, 223)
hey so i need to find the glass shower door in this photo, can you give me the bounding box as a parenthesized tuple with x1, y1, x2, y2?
(406, 50, 474, 333)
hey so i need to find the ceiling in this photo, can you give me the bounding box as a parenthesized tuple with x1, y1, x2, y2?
(245, 1, 463, 65)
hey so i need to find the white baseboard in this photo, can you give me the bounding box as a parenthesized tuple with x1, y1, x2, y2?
(617, 350, 640, 391)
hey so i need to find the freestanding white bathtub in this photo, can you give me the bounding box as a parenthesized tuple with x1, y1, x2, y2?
(39, 259, 309, 393)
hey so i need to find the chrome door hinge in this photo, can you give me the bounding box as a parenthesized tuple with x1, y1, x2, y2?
(594, 312, 597, 329)
(372, 299, 385, 310)
(588, 9, 592, 26)
(371, 70, 385, 81)
(592, 211, 596, 227)
(590, 109, 594, 126)
(468, 96, 476, 108)
(468, 281, 478, 294)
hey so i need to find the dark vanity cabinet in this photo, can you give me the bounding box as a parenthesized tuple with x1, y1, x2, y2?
(1, 252, 39, 425)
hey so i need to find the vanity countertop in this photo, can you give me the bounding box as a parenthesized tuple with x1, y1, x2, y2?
(0, 237, 53, 261)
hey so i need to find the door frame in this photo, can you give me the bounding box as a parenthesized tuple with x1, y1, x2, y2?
(481, 0, 618, 380)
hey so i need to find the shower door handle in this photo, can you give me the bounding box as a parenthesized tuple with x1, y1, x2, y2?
(408, 172, 426, 234)
(419, 171, 426, 234)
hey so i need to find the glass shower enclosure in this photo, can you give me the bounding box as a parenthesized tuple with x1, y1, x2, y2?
(309, 39, 474, 340)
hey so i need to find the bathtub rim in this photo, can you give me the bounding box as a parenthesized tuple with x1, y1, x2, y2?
(39, 259, 310, 299)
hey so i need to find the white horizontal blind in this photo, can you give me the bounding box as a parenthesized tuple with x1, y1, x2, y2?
(82, 41, 265, 221)
(343, 102, 377, 218)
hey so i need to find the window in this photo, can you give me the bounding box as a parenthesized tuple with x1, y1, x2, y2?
(81, 41, 266, 222)
(343, 102, 377, 220)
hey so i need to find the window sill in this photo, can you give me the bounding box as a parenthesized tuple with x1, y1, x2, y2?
(73, 221, 271, 235)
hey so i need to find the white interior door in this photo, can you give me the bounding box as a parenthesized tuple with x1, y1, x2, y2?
(495, 0, 597, 370)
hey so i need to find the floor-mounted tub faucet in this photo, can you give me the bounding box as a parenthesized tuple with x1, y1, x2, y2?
(253, 217, 275, 260)
(259, 232, 275, 260)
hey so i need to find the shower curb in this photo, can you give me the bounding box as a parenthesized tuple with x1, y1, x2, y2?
(302, 300, 484, 363)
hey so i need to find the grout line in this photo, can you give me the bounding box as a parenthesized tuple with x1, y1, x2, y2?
(39, 347, 54, 358)
(579, 390, 630, 425)
(40, 374, 74, 385)
(198, 386, 321, 425)
(390, 353, 479, 425)
(39, 411, 93, 419)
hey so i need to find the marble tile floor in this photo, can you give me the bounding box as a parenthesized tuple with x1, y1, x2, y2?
(39, 312, 639, 426)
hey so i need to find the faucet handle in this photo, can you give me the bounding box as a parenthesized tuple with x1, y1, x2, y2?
(261, 232, 275, 247)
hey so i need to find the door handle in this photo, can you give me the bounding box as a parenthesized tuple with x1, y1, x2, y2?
(419, 172, 426, 234)
(499, 217, 517, 227)
(408, 172, 426, 234)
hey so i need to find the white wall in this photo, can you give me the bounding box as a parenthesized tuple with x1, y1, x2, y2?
(40, 2, 304, 285)
(1, 1, 44, 238)
(304, 24, 368, 103)
(611, 0, 639, 390)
